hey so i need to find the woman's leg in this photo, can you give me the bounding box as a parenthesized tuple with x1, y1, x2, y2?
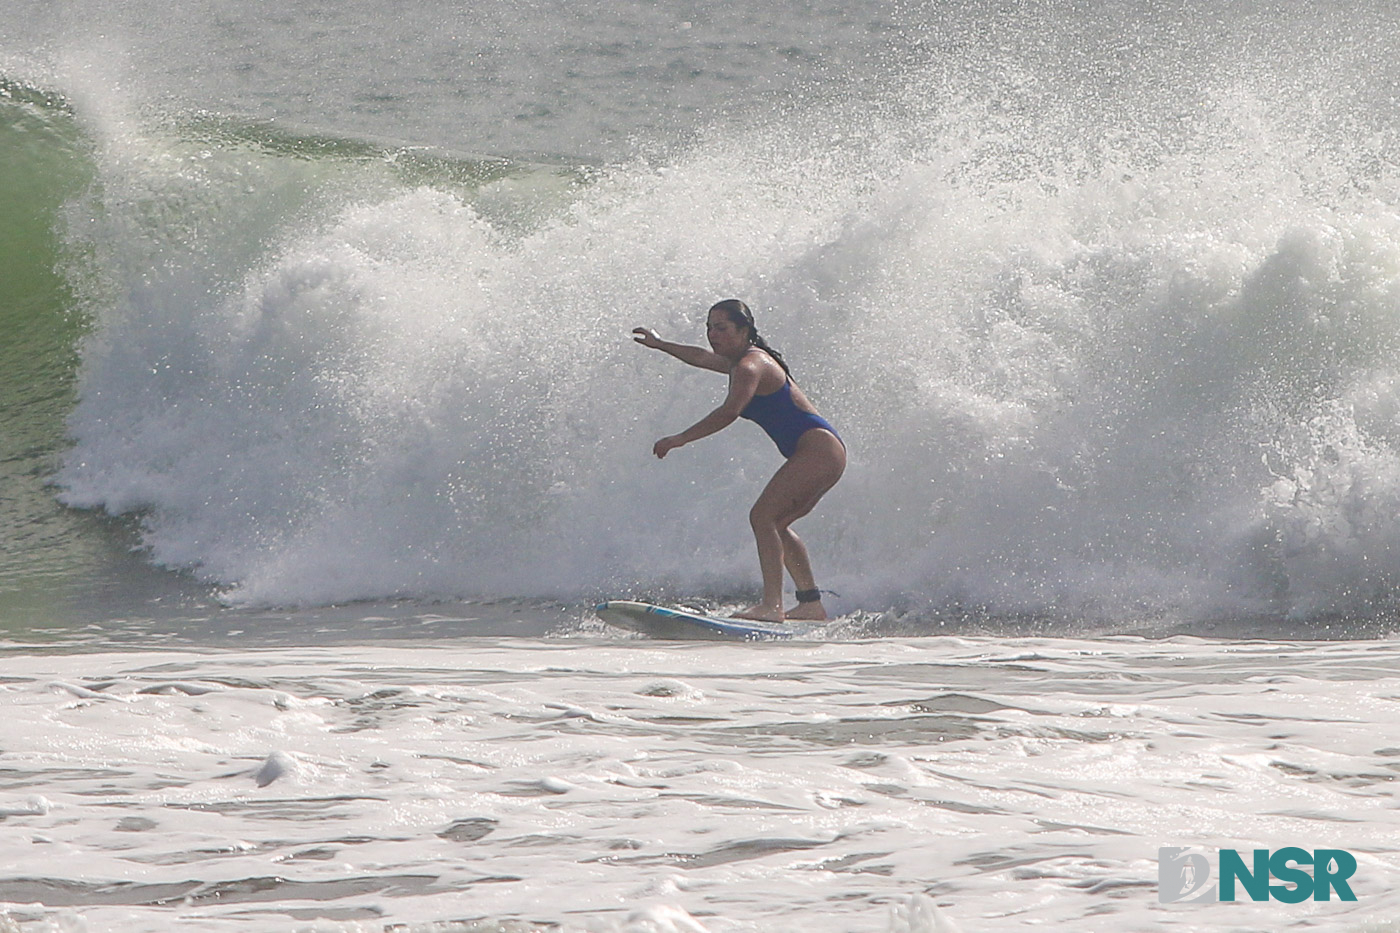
(736, 430, 845, 621)
(780, 526, 817, 594)
(745, 504, 788, 620)
(779, 528, 829, 621)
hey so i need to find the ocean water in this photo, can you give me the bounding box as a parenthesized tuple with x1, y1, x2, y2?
(5, 0, 1400, 929)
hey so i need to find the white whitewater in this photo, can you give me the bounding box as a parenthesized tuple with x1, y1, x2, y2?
(1, 634, 1397, 930)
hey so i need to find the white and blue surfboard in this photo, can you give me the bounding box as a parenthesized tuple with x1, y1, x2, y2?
(594, 600, 797, 641)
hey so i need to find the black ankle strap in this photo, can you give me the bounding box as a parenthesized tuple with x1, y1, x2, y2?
(795, 588, 822, 604)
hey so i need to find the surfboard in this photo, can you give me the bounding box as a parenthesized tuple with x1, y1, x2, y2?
(594, 600, 797, 641)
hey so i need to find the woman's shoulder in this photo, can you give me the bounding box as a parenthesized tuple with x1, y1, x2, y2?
(737, 348, 788, 391)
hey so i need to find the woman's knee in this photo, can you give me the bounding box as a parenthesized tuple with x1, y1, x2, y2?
(751, 499, 799, 533)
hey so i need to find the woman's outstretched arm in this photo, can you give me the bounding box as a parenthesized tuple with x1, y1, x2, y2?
(633, 327, 730, 373)
(652, 355, 763, 458)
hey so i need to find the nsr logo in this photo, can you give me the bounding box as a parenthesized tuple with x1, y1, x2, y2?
(1158, 847, 1358, 903)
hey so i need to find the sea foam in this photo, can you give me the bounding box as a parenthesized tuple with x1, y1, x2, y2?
(49, 46, 1400, 623)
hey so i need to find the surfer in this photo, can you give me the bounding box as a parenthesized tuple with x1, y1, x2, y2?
(634, 299, 845, 622)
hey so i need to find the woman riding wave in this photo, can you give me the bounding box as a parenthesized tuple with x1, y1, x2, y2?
(634, 299, 846, 622)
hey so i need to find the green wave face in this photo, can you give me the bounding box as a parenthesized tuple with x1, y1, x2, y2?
(0, 89, 189, 629)
(0, 89, 106, 625)
(0, 87, 88, 458)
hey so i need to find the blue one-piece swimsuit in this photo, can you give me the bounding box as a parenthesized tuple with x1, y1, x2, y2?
(740, 378, 841, 459)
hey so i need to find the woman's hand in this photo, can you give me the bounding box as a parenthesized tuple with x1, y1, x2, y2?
(633, 327, 664, 349)
(653, 435, 684, 459)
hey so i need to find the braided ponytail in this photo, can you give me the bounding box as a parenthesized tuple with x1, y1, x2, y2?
(710, 299, 791, 377)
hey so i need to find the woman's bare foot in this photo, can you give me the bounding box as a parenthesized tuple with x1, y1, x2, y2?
(785, 601, 828, 621)
(734, 604, 785, 623)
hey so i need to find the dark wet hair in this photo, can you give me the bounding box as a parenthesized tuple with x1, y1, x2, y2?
(710, 299, 791, 377)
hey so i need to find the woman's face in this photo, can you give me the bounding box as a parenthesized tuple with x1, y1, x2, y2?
(706, 308, 749, 357)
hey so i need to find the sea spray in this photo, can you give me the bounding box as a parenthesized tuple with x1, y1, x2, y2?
(40, 23, 1400, 622)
